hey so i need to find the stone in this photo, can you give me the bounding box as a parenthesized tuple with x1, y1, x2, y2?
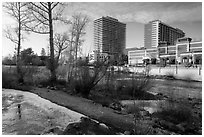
(50, 87, 55, 90)
(124, 131, 131, 135)
(99, 123, 109, 129)
(109, 102, 122, 111)
(176, 124, 185, 133)
(63, 117, 116, 135)
(42, 126, 63, 135)
(159, 120, 177, 131)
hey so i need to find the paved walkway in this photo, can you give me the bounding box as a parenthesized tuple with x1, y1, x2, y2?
(29, 88, 135, 132)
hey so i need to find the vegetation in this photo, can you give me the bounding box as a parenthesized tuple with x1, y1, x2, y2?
(2, 2, 201, 135)
(156, 101, 192, 124)
(70, 59, 109, 98)
(3, 2, 30, 83)
(2, 69, 32, 91)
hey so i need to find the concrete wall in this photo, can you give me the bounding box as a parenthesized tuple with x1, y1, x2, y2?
(129, 66, 202, 81)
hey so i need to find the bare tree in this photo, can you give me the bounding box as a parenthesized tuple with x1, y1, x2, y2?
(23, 2, 65, 83)
(54, 32, 70, 64)
(66, 14, 89, 80)
(3, 2, 31, 83)
(70, 14, 89, 61)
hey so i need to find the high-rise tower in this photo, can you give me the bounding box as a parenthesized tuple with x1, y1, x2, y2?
(94, 16, 126, 57)
(144, 20, 185, 49)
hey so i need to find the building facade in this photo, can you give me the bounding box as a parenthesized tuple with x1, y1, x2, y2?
(176, 37, 202, 64)
(94, 16, 126, 60)
(127, 48, 158, 65)
(127, 37, 202, 65)
(144, 20, 185, 49)
(127, 47, 145, 64)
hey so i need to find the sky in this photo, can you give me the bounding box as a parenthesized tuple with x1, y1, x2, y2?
(1, 2, 202, 57)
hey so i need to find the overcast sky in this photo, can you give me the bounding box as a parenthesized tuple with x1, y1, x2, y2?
(2, 2, 202, 57)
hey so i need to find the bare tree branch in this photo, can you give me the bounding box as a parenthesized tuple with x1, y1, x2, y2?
(30, 2, 49, 13)
(4, 28, 19, 44)
(51, 2, 59, 10)
(39, 2, 49, 10)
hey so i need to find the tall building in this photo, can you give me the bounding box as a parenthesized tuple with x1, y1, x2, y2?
(94, 16, 126, 58)
(144, 20, 185, 49)
(127, 37, 202, 65)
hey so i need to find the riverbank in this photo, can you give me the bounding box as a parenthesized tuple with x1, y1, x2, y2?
(27, 87, 136, 132)
(3, 86, 201, 135)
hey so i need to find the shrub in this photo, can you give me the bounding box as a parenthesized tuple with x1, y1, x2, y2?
(32, 68, 50, 86)
(2, 71, 18, 89)
(56, 65, 68, 80)
(70, 60, 109, 98)
(23, 65, 39, 84)
(2, 70, 32, 91)
(116, 75, 153, 99)
(156, 100, 193, 124)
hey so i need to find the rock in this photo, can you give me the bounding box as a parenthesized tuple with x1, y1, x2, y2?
(50, 87, 55, 90)
(42, 126, 63, 135)
(176, 124, 185, 133)
(124, 131, 131, 135)
(63, 117, 116, 135)
(54, 86, 57, 90)
(99, 123, 109, 129)
(109, 102, 122, 111)
(159, 120, 177, 132)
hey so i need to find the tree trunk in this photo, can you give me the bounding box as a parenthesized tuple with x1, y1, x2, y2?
(17, 2, 23, 83)
(48, 2, 56, 84)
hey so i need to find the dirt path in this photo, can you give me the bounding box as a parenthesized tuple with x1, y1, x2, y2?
(27, 88, 135, 132)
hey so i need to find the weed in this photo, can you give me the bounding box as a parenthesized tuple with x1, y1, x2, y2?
(155, 99, 193, 124)
(2, 71, 18, 89)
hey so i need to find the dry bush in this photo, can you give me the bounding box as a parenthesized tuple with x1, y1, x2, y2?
(156, 97, 193, 125)
(116, 75, 153, 100)
(70, 60, 109, 98)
